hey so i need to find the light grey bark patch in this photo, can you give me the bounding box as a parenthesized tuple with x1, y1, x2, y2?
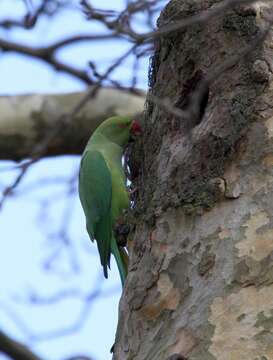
(168, 254, 192, 294)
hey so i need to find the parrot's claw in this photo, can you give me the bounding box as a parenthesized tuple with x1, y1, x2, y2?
(127, 186, 138, 201)
(128, 187, 138, 195)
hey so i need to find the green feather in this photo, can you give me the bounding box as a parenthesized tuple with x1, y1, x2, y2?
(111, 235, 127, 286)
(79, 150, 112, 277)
(79, 116, 132, 286)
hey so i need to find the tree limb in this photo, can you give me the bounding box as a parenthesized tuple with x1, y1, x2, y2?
(0, 88, 145, 161)
(0, 330, 43, 360)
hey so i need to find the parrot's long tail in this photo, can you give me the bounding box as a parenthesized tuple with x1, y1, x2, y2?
(111, 236, 128, 287)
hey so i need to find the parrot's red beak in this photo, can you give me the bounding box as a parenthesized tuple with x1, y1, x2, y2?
(130, 120, 142, 135)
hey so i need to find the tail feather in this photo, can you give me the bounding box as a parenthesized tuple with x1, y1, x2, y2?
(111, 236, 128, 287)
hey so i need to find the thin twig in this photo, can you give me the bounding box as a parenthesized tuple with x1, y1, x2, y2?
(0, 38, 93, 84)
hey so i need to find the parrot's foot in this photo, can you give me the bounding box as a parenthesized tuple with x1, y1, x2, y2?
(128, 187, 138, 195)
(114, 223, 130, 247)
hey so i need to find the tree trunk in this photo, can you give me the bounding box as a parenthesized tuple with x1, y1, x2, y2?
(114, 1, 273, 359)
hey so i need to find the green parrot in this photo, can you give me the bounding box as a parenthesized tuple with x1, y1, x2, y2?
(79, 116, 141, 286)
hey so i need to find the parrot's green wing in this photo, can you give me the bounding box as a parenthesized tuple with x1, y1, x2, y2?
(79, 150, 112, 278)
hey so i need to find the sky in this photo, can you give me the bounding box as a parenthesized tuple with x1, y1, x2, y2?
(0, 1, 158, 360)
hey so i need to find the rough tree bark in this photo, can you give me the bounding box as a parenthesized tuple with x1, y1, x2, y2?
(0, 88, 144, 160)
(114, 1, 273, 359)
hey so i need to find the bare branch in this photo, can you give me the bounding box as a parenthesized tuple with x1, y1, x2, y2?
(0, 88, 144, 207)
(0, 38, 93, 84)
(64, 356, 94, 360)
(13, 284, 119, 306)
(2, 274, 119, 342)
(47, 34, 123, 52)
(0, 159, 36, 210)
(0, 0, 49, 30)
(69, 44, 139, 118)
(0, 89, 145, 160)
(1, 0, 258, 89)
(0, 330, 43, 360)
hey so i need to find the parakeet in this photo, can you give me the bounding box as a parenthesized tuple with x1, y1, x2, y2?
(79, 116, 141, 286)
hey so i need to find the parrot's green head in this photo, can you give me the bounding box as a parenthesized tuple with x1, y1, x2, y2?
(97, 116, 142, 147)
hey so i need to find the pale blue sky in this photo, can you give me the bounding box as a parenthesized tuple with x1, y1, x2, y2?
(0, 1, 160, 359)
